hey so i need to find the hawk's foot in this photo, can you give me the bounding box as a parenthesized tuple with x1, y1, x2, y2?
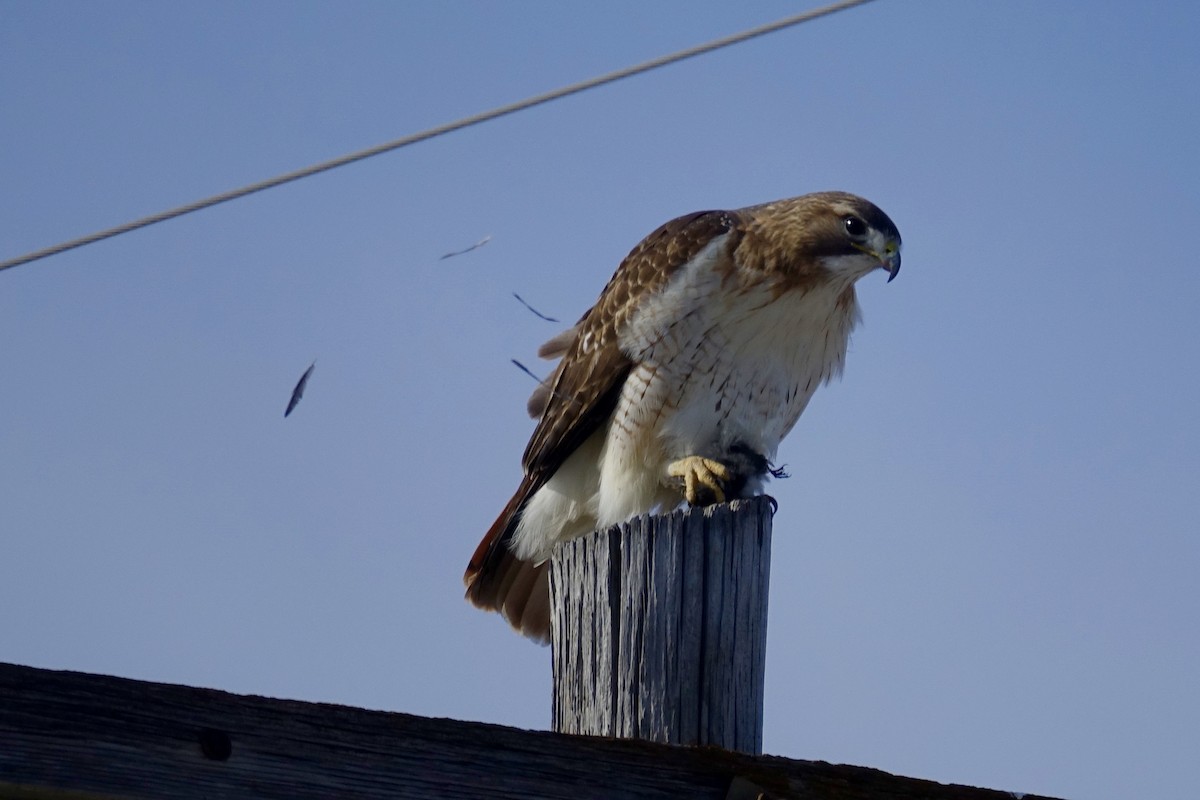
(667, 456, 731, 506)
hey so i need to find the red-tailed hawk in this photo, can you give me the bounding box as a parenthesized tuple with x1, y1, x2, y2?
(464, 191, 901, 642)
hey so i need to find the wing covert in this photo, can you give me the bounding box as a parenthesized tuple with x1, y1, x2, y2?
(522, 209, 742, 478)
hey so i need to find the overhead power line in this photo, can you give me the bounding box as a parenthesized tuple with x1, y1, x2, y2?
(0, 0, 878, 274)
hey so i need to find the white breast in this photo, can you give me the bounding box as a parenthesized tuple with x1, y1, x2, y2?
(596, 247, 861, 526)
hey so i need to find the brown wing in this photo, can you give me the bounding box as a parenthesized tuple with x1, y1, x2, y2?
(464, 209, 742, 640)
(523, 209, 741, 479)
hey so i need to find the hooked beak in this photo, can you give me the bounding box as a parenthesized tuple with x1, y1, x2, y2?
(853, 239, 902, 282)
(880, 238, 901, 282)
(884, 247, 901, 282)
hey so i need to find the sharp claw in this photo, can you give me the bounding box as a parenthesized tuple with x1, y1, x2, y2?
(668, 456, 730, 505)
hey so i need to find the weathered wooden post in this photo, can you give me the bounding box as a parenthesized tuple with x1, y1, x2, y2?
(549, 496, 773, 754)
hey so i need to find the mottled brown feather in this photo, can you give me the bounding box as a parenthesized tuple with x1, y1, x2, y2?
(523, 210, 741, 477)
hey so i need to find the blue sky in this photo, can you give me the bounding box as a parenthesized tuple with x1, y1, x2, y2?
(2, 2, 1198, 798)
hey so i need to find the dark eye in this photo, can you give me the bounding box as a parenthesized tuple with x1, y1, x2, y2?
(843, 215, 868, 240)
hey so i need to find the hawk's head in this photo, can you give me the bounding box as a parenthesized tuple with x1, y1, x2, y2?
(738, 191, 901, 289)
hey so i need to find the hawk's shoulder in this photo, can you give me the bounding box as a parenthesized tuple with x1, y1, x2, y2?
(523, 209, 744, 478)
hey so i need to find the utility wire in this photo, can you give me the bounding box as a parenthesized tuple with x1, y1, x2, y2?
(0, 0, 878, 274)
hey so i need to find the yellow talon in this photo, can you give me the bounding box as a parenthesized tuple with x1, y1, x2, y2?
(667, 456, 730, 505)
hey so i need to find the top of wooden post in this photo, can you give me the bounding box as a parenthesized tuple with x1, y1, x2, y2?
(550, 497, 774, 753)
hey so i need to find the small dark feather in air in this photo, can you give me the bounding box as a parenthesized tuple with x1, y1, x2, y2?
(285, 361, 316, 417)
(512, 292, 559, 323)
(439, 235, 492, 260)
(510, 359, 544, 384)
(511, 358, 588, 414)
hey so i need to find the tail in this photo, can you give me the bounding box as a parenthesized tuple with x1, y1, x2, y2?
(463, 477, 552, 643)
